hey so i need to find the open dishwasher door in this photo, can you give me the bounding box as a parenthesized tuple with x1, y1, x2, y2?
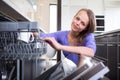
(64, 61, 109, 80)
(35, 57, 109, 80)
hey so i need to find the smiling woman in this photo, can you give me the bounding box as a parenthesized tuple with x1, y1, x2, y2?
(33, 8, 96, 67)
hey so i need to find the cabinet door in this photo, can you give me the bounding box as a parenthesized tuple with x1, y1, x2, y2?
(118, 44, 120, 65)
(118, 35, 120, 80)
(95, 36, 108, 66)
(107, 44, 118, 80)
(95, 44, 107, 59)
(118, 44, 120, 80)
(95, 36, 107, 43)
(107, 34, 117, 43)
(96, 44, 108, 66)
(117, 65, 120, 80)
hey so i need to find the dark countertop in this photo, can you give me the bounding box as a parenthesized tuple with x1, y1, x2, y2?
(95, 29, 120, 37)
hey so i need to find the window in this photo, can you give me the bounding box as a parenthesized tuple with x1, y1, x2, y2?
(50, 4, 57, 32)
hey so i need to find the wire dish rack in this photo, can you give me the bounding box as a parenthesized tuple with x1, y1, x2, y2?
(0, 22, 47, 60)
(0, 32, 18, 49)
(2, 42, 47, 60)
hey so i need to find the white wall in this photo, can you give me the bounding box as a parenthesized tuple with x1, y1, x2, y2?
(105, 0, 120, 32)
(105, 8, 120, 32)
(35, 0, 57, 32)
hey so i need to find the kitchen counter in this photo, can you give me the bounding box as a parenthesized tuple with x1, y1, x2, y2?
(95, 29, 120, 80)
(95, 29, 120, 37)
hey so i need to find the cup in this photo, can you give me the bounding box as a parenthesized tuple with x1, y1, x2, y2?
(34, 42, 41, 49)
(46, 44, 56, 58)
(62, 58, 77, 76)
(17, 29, 34, 43)
(61, 51, 77, 76)
(78, 56, 93, 68)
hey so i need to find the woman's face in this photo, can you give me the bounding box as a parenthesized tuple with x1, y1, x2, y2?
(71, 10, 89, 33)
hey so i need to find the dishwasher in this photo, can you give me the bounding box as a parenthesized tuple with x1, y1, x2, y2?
(0, 22, 47, 80)
(0, 22, 109, 80)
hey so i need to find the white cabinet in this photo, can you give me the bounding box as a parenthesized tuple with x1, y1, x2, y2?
(87, 0, 104, 15)
(62, 0, 87, 6)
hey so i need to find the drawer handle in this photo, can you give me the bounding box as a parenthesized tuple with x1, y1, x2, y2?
(107, 44, 117, 46)
(118, 67, 120, 69)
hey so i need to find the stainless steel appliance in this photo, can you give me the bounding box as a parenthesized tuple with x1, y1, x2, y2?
(0, 22, 47, 80)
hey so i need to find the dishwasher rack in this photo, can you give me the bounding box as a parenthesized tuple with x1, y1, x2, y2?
(0, 22, 47, 60)
(1, 39, 47, 60)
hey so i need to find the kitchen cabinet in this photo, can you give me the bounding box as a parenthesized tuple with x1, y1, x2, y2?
(119, 35, 120, 63)
(95, 36, 108, 66)
(95, 31, 120, 80)
(107, 43, 117, 80)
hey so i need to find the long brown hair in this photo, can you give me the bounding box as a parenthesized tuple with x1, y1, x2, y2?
(75, 8, 96, 43)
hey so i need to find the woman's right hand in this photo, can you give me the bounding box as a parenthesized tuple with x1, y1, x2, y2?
(43, 37, 62, 50)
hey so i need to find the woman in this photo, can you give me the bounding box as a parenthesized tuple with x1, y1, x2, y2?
(34, 8, 96, 67)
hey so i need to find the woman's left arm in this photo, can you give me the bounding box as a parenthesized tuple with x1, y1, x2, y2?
(60, 45, 94, 57)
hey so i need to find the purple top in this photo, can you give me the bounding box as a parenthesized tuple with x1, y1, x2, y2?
(40, 31, 96, 65)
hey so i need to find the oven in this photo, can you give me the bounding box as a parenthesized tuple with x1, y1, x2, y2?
(95, 15, 105, 34)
